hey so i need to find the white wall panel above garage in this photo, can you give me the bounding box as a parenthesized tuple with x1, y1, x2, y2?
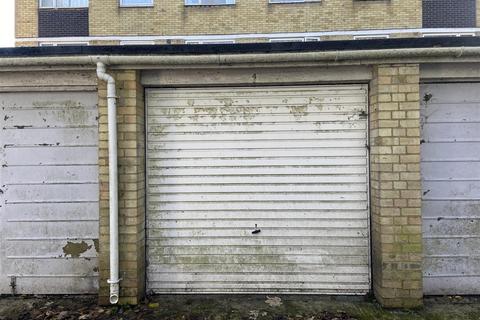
(0, 91, 99, 294)
(421, 82, 480, 295)
(146, 85, 370, 294)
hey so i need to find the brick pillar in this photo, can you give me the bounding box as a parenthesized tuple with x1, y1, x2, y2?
(369, 64, 423, 308)
(98, 70, 146, 305)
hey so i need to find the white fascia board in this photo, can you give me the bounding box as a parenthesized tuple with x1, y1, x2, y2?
(15, 28, 480, 43)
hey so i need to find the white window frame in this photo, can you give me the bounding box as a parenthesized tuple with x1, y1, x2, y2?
(185, 39, 235, 44)
(269, 37, 320, 42)
(185, 0, 235, 6)
(119, 0, 154, 7)
(353, 35, 390, 40)
(269, 0, 320, 3)
(422, 33, 476, 38)
(39, 41, 89, 46)
(39, 0, 89, 8)
(120, 40, 155, 45)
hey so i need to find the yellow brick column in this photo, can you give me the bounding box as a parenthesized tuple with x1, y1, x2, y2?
(98, 70, 146, 305)
(369, 64, 423, 308)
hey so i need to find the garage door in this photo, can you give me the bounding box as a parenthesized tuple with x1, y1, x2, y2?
(421, 83, 480, 295)
(0, 92, 99, 294)
(146, 85, 370, 294)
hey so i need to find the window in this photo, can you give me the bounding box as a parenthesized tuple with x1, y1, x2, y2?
(39, 0, 88, 8)
(422, 33, 475, 38)
(269, 0, 320, 3)
(120, 40, 155, 45)
(353, 35, 390, 40)
(39, 42, 89, 46)
(120, 0, 153, 7)
(185, 39, 235, 44)
(269, 37, 319, 42)
(185, 0, 235, 6)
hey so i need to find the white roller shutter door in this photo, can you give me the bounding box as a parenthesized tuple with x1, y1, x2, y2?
(421, 82, 480, 295)
(146, 85, 370, 294)
(0, 91, 99, 294)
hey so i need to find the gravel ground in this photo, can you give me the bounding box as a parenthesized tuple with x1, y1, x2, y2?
(0, 295, 480, 320)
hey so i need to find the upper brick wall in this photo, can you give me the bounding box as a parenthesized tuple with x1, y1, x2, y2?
(16, 0, 38, 38)
(88, 0, 422, 37)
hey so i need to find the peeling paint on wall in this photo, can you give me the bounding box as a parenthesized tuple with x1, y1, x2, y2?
(62, 241, 92, 258)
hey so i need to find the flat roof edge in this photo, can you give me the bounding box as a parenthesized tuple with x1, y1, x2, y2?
(2, 37, 480, 58)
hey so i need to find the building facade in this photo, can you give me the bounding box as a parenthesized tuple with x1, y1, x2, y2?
(15, 0, 480, 46)
(1, 38, 480, 309)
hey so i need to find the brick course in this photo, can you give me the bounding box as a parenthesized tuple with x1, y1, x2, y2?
(369, 64, 423, 308)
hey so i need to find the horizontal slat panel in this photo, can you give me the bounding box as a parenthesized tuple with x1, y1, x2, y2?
(421, 142, 480, 161)
(422, 123, 480, 141)
(149, 238, 369, 247)
(147, 265, 368, 275)
(150, 148, 367, 159)
(148, 139, 365, 150)
(148, 104, 365, 115)
(3, 109, 98, 128)
(422, 181, 480, 199)
(149, 157, 367, 168)
(4, 202, 99, 221)
(146, 279, 369, 288)
(149, 114, 364, 125)
(422, 104, 480, 122)
(148, 228, 367, 238)
(6, 184, 99, 202)
(149, 274, 369, 283)
(421, 161, 480, 180)
(149, 287, 369, 293)
(424, 257, 480, 276)
(4, 258, 98, 275)
(11, 277, 98, 295)
(148, 210, 368, 220)
(148, 130, 366, 142)
(421, 82, 480, 103)
(5, 221, 99, 239)
(424, 277, 480, 296)
(2, 127, 97, 146)
(148, 193, 366, 202)
(149, 175, 367, 185)
(148, 166, 366, 176)
(148, 246, 367, 257)
(149, 121, 367, 133)
(5, 239, 98, 258)
(424, 238, 480, 256)
(4, 147, 98, 166)
(422, 200, 480, 218)
(423, 219, 480, 237)
(149, 255, 368, 265)
(148, 219, 368, 229)
(149, 183, 367, 193)
(150, 201, 367, 211)
(146, 85, 369, 294)
(3, 165, 98, 184)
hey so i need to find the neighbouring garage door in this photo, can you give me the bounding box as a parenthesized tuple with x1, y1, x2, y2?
(0, 92, 99, 294)
(146, 85, 370, 294)
(421, 82, 480, 295)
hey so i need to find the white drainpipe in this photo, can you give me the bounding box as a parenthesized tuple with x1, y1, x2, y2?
(96, 62, 120, 305)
